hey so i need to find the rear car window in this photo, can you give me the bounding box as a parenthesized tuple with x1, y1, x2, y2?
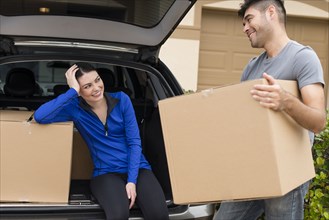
(0, 61, 132, 97)
(0, 0, 175, 28)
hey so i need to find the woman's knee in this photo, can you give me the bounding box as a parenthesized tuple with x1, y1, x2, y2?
(136, 170, 169, 220)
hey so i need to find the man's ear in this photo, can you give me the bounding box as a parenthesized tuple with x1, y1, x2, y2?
(267, 4, 277, 20)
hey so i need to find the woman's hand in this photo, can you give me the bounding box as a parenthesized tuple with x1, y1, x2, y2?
(126, 182, 137, 209)
(65, 64, 80, 94)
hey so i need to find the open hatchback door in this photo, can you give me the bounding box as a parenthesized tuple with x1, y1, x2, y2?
(0, 0, 195, 60)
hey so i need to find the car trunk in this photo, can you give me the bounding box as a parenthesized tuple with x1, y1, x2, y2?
(0, 56, 187, 217)
(0, 0, 196, 213)
(0, 107, 183, 217)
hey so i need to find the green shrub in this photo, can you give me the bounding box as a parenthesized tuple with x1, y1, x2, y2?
(304, 112, 329, 220)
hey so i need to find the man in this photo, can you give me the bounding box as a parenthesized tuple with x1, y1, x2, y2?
(213, 0, 326, 219)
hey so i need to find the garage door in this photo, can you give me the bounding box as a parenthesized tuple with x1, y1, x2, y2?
(198, 8, 329, 94)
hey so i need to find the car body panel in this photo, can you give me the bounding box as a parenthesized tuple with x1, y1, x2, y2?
(0, 0, 195, 48)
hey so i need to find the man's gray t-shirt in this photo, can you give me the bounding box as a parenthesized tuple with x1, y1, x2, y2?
(241, 40, 324, 144)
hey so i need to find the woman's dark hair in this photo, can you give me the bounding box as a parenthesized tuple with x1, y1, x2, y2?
(74, 62, 96, 80)
(238, 0, 286, 26)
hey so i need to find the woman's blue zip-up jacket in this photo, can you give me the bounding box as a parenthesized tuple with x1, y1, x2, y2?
(34, 88, 151, 184)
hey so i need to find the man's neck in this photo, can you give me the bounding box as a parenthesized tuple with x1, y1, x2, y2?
(265, 31, 290, 58)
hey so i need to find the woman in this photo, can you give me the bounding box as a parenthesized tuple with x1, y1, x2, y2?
(34, 63, 169, 220)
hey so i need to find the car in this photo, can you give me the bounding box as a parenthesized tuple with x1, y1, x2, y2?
(0, 0, 215, 219)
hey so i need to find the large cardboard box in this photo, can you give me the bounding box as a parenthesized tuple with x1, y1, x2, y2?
(159, 79, 315, 204)
(71, 130, 93, 180)
(0, 110, 73, 203)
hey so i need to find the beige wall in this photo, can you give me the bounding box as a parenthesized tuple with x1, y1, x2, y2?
(160, 38, 200, 91)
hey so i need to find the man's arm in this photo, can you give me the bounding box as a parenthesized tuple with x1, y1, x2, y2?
(251, 73, 326, 134)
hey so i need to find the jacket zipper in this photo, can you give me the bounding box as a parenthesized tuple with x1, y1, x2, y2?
(104, 122, 108, 136)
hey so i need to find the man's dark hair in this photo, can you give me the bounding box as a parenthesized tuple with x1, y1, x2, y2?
(74, 62, 96, 80)
(238, 0, 286, 26)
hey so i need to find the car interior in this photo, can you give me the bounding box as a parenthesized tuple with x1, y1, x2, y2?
(0, 60, 174, 211)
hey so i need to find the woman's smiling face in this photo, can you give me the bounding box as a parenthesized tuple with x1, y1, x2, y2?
(77, 70, 104, 103)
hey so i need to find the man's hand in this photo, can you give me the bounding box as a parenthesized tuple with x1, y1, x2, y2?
(251, 72, 326, 133)
(126, 182, 137, 209)
(250, 72, 287, 111)
(65, 64, 80, 94)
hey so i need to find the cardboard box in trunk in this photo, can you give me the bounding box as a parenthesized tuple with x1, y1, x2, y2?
(71, 130, 93, 180)
(0, 110, 73, 203)
(159, 79, 315, 204)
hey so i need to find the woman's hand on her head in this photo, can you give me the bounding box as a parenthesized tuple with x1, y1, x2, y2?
(65, 64, 80, 94)
(126, 182, 137, 209)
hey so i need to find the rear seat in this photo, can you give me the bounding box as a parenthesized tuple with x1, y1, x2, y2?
(0, 67, 53, 110)
(4, 67, 39, 97)
(53, 84, 70, 97)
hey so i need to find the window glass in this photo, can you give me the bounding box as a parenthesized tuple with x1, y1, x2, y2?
(0, 0, 175, 28)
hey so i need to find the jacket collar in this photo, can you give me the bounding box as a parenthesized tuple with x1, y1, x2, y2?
(79, 93, 119, 115)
